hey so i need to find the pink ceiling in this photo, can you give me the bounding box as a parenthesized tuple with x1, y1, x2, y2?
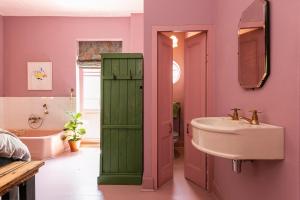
(0, 0, 143, 17)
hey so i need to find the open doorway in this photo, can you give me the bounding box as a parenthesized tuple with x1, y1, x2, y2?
(79, 67, 101, 143)
(156, 28, 213, 190)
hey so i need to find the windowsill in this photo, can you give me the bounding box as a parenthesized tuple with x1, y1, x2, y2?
(82, 138, 100, 144)
(81, 139, 101, 148)
(81, 110, 100, 114)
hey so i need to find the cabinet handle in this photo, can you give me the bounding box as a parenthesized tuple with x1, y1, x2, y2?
(187, 123, 190, 135)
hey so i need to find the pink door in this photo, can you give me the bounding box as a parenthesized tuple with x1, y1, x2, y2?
(184, 32, 207, 188)
(157, 33, 173, 187)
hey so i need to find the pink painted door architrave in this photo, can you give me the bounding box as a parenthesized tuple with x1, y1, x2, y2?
(157, 33, 174, 187)
(184, 32, 207, 188)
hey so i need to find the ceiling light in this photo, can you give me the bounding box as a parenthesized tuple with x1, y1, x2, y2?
(170, 35, 178, 48)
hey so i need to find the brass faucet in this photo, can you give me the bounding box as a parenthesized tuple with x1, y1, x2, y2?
(240, 110, 261, 125)
(43, 104, 49, 114)
(28, 116, 42, 123)
(228, 108, 240, 120)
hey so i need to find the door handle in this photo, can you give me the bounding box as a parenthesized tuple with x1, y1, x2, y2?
(187, 123, 190, 135)
(169, 123, 173, 134)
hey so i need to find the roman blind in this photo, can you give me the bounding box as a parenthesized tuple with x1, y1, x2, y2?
(77, 41, 122, 67)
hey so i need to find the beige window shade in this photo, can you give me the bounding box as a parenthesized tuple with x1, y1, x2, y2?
(78, 41, 122, 66)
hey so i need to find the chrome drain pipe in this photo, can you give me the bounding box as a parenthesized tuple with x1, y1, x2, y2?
(232, 160, 242, 173)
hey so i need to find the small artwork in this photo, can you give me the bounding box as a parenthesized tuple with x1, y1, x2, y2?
(27, 62, 52, 90)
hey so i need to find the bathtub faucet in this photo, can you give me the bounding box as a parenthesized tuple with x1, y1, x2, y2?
(28, 116, 42, 123)
(43, 104, 49, 115)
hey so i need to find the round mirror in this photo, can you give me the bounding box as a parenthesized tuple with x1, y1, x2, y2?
(172, 61, 181, 84)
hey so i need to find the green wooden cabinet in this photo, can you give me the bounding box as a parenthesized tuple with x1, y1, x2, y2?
(98, 53, 143, 185)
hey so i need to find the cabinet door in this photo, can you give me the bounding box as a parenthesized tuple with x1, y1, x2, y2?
(99, 54, 143, 185)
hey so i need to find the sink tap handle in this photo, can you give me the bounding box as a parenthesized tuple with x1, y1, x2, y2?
(228, 108, 240, 120)
(248, 110, 261, 125)
(249, 110, 262, 114)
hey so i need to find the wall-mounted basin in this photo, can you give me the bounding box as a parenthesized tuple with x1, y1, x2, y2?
(191, 117, 284, 160)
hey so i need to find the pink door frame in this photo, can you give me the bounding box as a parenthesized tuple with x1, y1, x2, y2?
(147, 25, 215, 190)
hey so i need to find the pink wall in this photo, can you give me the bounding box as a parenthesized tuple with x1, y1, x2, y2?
(130, 13, 144, 53)
(0, 15, 4, 96)
(3, 15, 143, 97)
(143, 0, 215, 189)
(213, 0, 300, 200)
(144, 0, 300, 198)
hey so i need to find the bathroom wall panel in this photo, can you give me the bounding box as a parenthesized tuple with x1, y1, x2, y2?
(130, 13, 144, 53)
(213, 0, 300, 200)
(1, 97, 75, 130)
(3, 14, 144, 97)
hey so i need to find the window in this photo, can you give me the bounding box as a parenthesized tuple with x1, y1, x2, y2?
(80, 68, 101, 111)
(173, 61, 181, 84)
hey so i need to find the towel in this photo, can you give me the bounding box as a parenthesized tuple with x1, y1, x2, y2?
(0, 129, 31, 161)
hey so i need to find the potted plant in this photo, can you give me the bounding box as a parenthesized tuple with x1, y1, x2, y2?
(63, 112, 86, 152)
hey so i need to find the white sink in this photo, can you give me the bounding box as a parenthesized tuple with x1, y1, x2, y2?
(191, 117, 284, 160)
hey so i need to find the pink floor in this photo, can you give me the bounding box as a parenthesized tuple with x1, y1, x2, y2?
(36, 147, 215, 200)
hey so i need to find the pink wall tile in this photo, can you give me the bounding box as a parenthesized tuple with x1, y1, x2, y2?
(213, 0, 300, 200)
(3, 16, 136, 97)
(143, 0, 215, 189)
(0, 16, 3, 96)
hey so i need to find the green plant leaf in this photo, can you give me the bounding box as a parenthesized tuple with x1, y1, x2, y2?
(78, 128, 86, 135)
(64, 122, 71, 128)
(63, 112, 85, 141)
(74, 112, 82, 119)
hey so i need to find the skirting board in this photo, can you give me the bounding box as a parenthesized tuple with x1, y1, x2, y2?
(142, 176, 155, 190)
(98, 174, 142, 185)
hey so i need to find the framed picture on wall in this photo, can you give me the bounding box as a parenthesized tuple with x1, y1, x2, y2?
(27, 62, 52, 90)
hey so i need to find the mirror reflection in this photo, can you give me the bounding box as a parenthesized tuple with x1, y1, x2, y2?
(238, 0, 269, 89)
